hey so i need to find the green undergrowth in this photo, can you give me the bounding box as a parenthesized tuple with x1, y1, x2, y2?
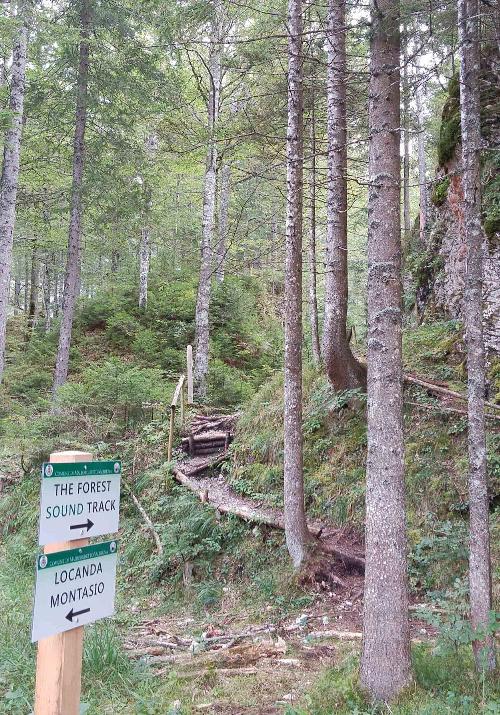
(230, 320, 500, 601)
(286, 647, 500, 714)
(1, 273, 282, 425)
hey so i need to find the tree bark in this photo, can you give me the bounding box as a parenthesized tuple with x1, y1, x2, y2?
(415, 84, 428, 245)
(360, 0, 411, 701)
(0, 3, 28, 381)
(458, 0, 496, 672)
(138, 226, 150, 309)
(216, 161, 230, 283)
(27, 240, 39, 335)
(307, 93, 321, 365)
(402, 41, 411, 246)
(43, 257, 51, 333)
(193, 0, 223, 400)
(284, 0, 309, 568)
(322, 0, 366, 391)
(52, 0, 91, 395)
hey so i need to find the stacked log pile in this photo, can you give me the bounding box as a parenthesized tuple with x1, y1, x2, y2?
(182, 413, 237, 457)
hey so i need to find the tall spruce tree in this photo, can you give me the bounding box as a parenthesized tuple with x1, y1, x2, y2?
(0, 1, 29, 382)
(360, 0, 411, 700)
(283, 0, 309, 568)
(458, 0, 496, 671)
(52, 0, 91, 394)
(322, 0, 366, 391)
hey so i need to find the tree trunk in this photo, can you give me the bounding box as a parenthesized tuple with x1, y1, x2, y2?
(43, 258, 51, 333)
(360, 0, 411, 701)
(14, 275, 21, 313)
(415, 84, 428, 244)
(458, 0, 496, 672)
(284, 0, 309, 569)
(307, 91, 321, 365)
(322, 0, 366, 391)
(52, 251, 60, 317)
(138, 227, 150, 309)
(52, 0, 91, 395)
(27, 240, 39, 335)
(193, 1, 223, 400)
(216, 161, 230, 283)
(402, 41, 411, 246)
(0, 3, 28, 381)
(111, 249, 119, 275)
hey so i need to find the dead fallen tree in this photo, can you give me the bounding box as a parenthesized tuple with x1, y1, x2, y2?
(404, 373, 500, 414)
(172, 466, 365, 572)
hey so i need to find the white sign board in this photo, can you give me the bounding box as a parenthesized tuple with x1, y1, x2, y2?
(31, 540, 118, 642)
(38, 461, 121, 546)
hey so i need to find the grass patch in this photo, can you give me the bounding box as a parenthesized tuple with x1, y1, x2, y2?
(287, 646, 500, 714)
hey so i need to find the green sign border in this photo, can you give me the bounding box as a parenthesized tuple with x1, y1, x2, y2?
(41, 461, 121, 478)
(37, 540, 118, 570)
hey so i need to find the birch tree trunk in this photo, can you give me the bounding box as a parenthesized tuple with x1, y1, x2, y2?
(43, 258, 51, 333)
(360, 0, 411, 700)
(284, 0, 309, 568)
(216, 161, 230, 283)
(307, 92, 321, 365)
(138, 226, 150, 309)
(52, 0, 91, 395)
(0, 3, 28, 381)
(193, 0, 223, 400)
(415, 85, 428, 244)
(458, 0, 496, 671)
(322, 0, 366, 391)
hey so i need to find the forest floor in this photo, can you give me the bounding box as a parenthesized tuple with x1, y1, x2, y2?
(121, 592, 436, 714)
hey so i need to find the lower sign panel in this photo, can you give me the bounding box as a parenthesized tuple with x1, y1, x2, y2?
(31, 540, 118, 643)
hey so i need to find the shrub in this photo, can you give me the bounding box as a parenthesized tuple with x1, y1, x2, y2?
(105, 311, 141, 349)
(54, 358, 167, 432)
(208, 358, 254, 406)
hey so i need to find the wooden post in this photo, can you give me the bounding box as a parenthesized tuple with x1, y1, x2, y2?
(167, 405, 175, 462)
(34, 450, 92, 715)
(187, 344, 194, 404)
(180, 383, 185, 426)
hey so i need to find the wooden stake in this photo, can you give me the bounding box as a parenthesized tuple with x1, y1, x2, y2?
(167, 405, 175, 462)
(180, 383, 185, 426)
(186, 344, 194, 404)
(34, 450, 92, 715)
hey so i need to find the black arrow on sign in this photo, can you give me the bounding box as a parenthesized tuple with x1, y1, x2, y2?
(70, 518, 94, 532)
(66, 607, 90, 622)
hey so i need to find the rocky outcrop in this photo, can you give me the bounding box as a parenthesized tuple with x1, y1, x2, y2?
(414, 50, 499, 354)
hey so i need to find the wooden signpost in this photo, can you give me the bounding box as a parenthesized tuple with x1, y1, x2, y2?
(33, 450, 120, 715)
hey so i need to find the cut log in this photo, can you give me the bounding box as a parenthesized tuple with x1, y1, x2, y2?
(172, 466, 365, 572)
(182, 432, 230, 444)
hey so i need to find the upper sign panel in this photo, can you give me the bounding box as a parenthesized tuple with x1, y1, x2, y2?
(38, 461, 121, 546)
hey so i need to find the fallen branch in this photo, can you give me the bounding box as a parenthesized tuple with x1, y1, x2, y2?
(129, 491, 163, 557)
(404, 400, 500, 423)
(405, 374, 500, 413)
